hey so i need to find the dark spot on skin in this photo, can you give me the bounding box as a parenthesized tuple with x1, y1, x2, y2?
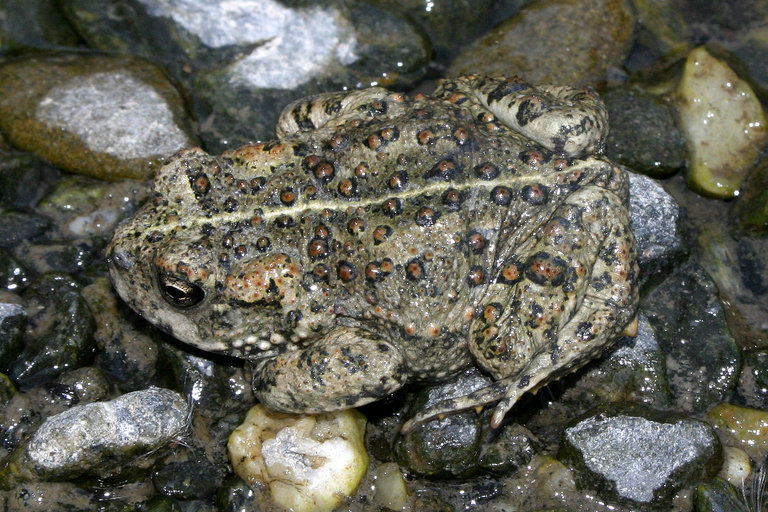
(490, 186, 513, 206)
(347, 218, 365, 235)
(373, 225, 392, 244)
(498, 257, 524, 285)
(417, 129, 435, 145)
(337, 178, 358, 198)
(365, 261, 384, 282)
(381, 198, 403, 217)
(224, 197, 238, 212)
(526, 251, 567, 286)
(366, 100, 387, 117)
(147, 231, 164, 243)
(482, 302, 503, 323)
(467, 265, 485, 287)
(312, 264, 329, 282)
(188, 171, 210, 198)
(521, 184, 549, 204)
(274, 215, 295, 229)
(415, 207, 440, 227)
(474, 162, 500, 180)
(577, 321, 596, 341)
(250, 177, 266, 192)
(442, 188, 464, 210)
(388, 171, 408, 190)
(520, 148, 551, 166)
(308, 238, 329, 260)
(327, 134, 348, 152)
(256, 236, 271, 252)
(337, 261, 357, 282)
(466, 231, 486, 254)
(314, 223, 331, 240)
(280, 188, 296, 206)
(424, 159, 461, 181)
(517, 375, 530, 388)
(486, 76, 530, 104)
(405, 258, 425, 280)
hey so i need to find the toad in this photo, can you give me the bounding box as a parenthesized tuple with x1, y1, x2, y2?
(108, 75, 638, 430)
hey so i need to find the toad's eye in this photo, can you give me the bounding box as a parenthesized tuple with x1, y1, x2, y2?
(159, 274, 205, 308)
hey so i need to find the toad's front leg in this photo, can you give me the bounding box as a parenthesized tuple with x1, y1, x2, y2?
(251, 326, 408, 414)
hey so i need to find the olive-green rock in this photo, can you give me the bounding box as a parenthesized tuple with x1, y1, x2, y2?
(602, 86, 685, 178)
(0, 53, 196, 180)
(449, 0, 635, 86)
(676, 47, 768, 198)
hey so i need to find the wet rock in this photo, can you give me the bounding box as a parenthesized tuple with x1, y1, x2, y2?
(718, 446, 751, 487)
(61, 0, 430, 151)
(641, 261, 741, 413)
(0, 212, 51, 250)
(0, 367, 109, 454)
(449, 0, 635, 86)
(628, 172, 687, 291)
(697, 225, 768, 350)
(0, 251, 29, 293)
(372, 462, 409, 511)
(629, 0, 691, 68)
(675, 47, 768, 198)
(9, 274, 96, 388)
(395, 412, 482, 477)
(12, 240, 95, 275)
(559, 404, 722, 507)
(678, 0, 768, 33)
(394, 367, 539, 477)
(735, 157, 768, 236)
(394, 367, 489, 477)
(555, 315, 671, 411)
(0, 152, 61, 210)
(708, 403, 768, 462)
(696, 477, 752, 512)
(396, 0, 496, 63)
(159, 344, 252, 414)
(0, 53, 197, 180)
(731, 27, 768, 99)
(1, 481, 98, 511)
(0, 291, 25, 373)
(83, 277, 159, 392)
(738, 351, 768, 409)
(0, 387, 189, 486)
(216, 475, 260, 512)
(152, 457, 223, 501)
(228, 404, 368, 512)
(603, 87, 686, 178)
(36, 175, 150, 241)
(0, 0, 80, 52)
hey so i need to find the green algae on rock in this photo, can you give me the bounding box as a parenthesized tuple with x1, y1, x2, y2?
(0, 53, 196, 180)
(708, 403, 768, 463)
(675, 47, 768, 199)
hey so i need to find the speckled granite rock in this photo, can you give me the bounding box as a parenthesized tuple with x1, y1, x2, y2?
(560, 403, 721, 507)
(0, 387, 189, 486)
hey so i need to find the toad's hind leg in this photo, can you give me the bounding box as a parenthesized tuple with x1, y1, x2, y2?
(252, 326, 408, 414)
(401, 185, 638, 432)
(275, 88, 391, 137)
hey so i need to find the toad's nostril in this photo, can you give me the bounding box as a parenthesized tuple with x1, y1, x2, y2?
(108, 246, 135, 271)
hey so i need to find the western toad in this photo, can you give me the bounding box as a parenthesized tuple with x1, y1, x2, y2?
(108, 75, 638, 430)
